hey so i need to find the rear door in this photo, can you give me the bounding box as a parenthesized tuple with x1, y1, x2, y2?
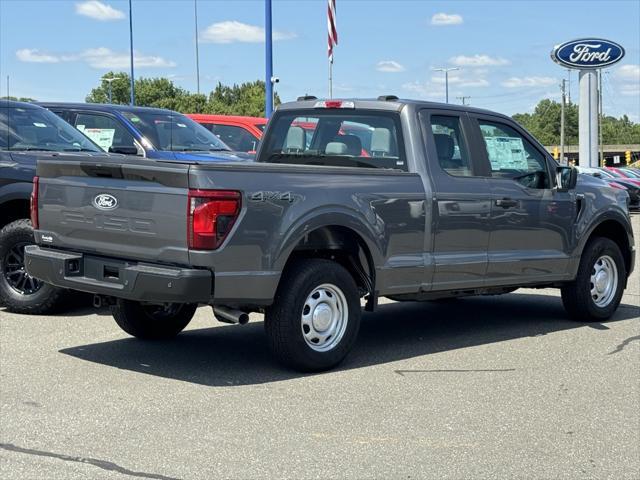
(469, 114, 575, 283)
(419, 109, 492, 291)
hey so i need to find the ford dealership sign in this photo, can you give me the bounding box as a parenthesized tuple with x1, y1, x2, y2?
(551, 39, 625, 69)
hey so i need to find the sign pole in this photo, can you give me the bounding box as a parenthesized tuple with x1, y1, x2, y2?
(560, 79, 566, 166)
(578, 69, 599, 168)
(265, 0, 273, 118)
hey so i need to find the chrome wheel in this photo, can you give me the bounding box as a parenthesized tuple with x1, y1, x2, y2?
(301, 283, 348, 352)
(3, 242, 42, 296)
(590, 255, 618, 308)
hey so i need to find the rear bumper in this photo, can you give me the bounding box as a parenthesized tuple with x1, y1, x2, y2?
(25, 246, 212, 304)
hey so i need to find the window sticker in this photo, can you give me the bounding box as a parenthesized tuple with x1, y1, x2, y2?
(81, 128, 115, 151)
(485, 136, 528, 171)
(33, 122, 47, 128)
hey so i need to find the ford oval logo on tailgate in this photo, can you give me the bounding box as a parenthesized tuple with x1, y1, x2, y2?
(551, 38, 625, 69)
(93, 193, 118, 210)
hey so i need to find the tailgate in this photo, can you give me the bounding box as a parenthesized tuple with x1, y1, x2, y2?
(36, 158, 191, 265)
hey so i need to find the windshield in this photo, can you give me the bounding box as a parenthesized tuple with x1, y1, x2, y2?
(122, 111, 231, 152)
(0, 105, 101, 152)
(259, 110, 406, 170)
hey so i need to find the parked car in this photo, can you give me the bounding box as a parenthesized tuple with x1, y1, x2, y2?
(187, 114, 267, 153)
(603, 167, 640, 187)
(0, 100, 109, 313)
(26, 97, 634, 371)
(577, 167, 640, 210)
(39, 103, 251, 162)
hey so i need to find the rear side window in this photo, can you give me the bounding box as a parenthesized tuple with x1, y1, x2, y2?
(209, 124, 259, 152)
(428, 115, 472, 177)
(259, 110, 406, 170)
(75, 113, 136, 152)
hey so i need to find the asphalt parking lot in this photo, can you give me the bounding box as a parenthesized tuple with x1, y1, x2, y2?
(1, 215, 638, 480)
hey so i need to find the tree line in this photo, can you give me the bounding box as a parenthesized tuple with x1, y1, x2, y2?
(512, 99, 640, 146)
(84, 72, 279, 117)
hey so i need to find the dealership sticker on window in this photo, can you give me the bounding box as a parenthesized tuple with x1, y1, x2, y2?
(78, 127, 116, 151)
(485, 137, 528, 171)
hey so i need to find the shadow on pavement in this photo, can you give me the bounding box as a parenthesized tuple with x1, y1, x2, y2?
(59, 293, 639, 386)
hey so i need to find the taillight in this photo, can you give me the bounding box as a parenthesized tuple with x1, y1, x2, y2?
(187, 190, 241, 250)
(30, 176, 39, 229)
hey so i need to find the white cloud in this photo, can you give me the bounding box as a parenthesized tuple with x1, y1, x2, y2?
(79, 48, 176, 68)
(402, 81, 444, 100)
(431, 13, 463, 26)
(620, 83, 639, 96)
(200, 20, 296, 44)
(16, 47, 175, 69)
(376, 60, 405, 73)
(16, 49, 60, 63)
(501, 76, 556, 88)
(75, 1, 125, 21)
(616, 64, 640, 81)
(432, 72, 490, 88)
(449, 54, 509, 67)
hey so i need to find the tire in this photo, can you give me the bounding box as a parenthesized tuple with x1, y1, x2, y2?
(111, 300, 198, 339)
(561, 237, 626, 322)
(0, 219, 65, 314)
(265, 259, 361, 372)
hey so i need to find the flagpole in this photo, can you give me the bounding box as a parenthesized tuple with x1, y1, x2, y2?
(329, 59, 333, 99)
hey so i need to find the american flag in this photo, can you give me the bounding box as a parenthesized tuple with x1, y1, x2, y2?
(327, 0, 338, 63)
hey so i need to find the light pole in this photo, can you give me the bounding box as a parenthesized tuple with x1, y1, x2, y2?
(433, 67, 459, 103)
(194, 0, 201, 95)
(128, 0, 135, 106)
(103, 76, 117, 104)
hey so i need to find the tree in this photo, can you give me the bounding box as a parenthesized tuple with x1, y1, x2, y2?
(85, 74, 279, 116)
(512, 99, 638, 146)
(1, 96, 37, 102)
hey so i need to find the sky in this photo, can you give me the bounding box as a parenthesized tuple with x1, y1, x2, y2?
(0, 0, 639, 120)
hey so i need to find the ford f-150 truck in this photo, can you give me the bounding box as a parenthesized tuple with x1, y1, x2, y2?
(25, 97, 635, 371)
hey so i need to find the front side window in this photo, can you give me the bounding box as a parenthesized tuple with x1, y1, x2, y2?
(122, 111, 230, 152)
(479, 120, 550, 189)
(75, 113, 136, 152)
(0, 105, 101, 152)
(259, 110, 406, 170)
(429, 115, 472, 177)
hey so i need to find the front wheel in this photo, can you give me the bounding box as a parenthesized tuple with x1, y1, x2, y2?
(265, 259, 361, 372)
(0, 219, 65, 314)
(111, 300, 197, 339)
(561, 237, 626, 322)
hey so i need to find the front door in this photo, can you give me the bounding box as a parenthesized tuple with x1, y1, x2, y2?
(419, 110, 492, 291)
(471, 115, 575, 284)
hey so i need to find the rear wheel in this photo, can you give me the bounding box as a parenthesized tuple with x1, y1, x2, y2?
(265, 259, 361, 372)
(0, 219, 65, 314)
(561, 237, 626, 322)
(111, 300, 197, 339)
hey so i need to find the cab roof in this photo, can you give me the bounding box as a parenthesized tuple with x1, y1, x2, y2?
(276, 97, 512, 120)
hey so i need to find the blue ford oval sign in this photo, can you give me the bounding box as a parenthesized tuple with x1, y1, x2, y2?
(551, 38, 625, 69)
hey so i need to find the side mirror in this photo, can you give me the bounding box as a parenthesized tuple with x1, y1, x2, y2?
(592, 172, 602, 178)
(108, 145, 141, 156)
(556, 166, 577, 191)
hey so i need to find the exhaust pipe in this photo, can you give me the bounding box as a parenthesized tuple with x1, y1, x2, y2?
(213, 306, 249, 325)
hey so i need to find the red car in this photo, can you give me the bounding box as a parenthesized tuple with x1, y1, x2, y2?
(187, 114, 267, 153)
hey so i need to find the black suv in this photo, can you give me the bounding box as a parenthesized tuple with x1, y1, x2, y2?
(0, 100, 108, 313)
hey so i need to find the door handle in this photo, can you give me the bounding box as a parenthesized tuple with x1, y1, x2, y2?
(495, 198, 518, 208)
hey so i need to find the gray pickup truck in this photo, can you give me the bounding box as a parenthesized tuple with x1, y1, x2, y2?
(25, 97, 635, 371)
